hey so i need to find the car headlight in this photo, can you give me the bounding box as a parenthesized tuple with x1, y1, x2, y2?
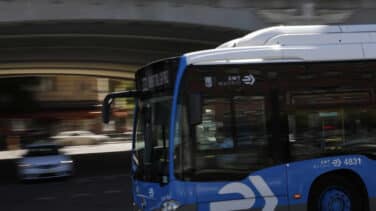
(60, 160, 73, 164)
(18, 163, 32, 168)
(161, 200, 180, 211)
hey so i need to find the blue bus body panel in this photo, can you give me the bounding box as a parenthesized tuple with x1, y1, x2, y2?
(287, 154, 376, 207)
(195, 165, 288, 211)
(133, 154, 376, 210)
(133, 180, 169, 210)
(133, 165, 289, 210)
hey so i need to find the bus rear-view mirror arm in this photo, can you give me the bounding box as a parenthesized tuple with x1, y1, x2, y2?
(102, 90, 140, 124)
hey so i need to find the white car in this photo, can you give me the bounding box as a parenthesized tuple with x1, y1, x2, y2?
(18, 143, 73, 181)
(51, 131, 110, 146)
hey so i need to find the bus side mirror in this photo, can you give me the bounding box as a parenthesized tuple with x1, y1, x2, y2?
(102, 90, 139, 124)
(188, 93, 202, 125)
(102, 94, 114, 124)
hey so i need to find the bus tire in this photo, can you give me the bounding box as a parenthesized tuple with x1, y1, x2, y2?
(308, 174, 367, 211)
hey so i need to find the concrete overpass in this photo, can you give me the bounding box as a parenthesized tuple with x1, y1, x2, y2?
(0, 0, 374, 77)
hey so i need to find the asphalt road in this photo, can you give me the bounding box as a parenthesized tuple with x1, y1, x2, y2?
(0, 151, 133, 211)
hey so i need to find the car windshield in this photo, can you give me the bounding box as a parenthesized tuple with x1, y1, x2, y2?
(26, 146, 59, 157)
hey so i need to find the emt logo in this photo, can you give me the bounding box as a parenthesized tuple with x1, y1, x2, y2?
(210, 176, 278, 211)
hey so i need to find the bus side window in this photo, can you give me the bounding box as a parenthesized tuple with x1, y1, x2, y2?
(195, 98, 233, 150)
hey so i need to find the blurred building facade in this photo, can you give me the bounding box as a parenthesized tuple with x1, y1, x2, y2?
(0, 76, 133, 150)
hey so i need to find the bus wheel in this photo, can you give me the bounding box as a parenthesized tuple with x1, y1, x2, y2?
(308, 175, 367, 211)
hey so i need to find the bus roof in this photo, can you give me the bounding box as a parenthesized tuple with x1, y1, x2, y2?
(185, 24, 376, 65)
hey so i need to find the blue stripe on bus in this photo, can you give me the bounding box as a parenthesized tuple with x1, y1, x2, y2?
(169, 56, 187, 181)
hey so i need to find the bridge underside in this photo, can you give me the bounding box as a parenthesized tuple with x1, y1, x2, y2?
(0, 62, 137, 79)
(0, 21, 246, 78)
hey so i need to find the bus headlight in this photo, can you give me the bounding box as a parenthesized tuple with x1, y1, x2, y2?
(161, 200, 180, 211)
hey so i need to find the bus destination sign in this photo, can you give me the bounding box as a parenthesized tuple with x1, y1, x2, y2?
(141, 70, 170, 91)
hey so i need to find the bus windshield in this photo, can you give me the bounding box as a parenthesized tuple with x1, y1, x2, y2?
(132, 57, 179, 183)
(133, 95, 171, 182)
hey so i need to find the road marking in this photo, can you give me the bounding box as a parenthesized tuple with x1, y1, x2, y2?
(104, 189, 122, 194)
(35, 196, 56, 201)
(72, 193, 92, 198)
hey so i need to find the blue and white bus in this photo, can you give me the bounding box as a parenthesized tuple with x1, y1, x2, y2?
(103, 25, 376, 211)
